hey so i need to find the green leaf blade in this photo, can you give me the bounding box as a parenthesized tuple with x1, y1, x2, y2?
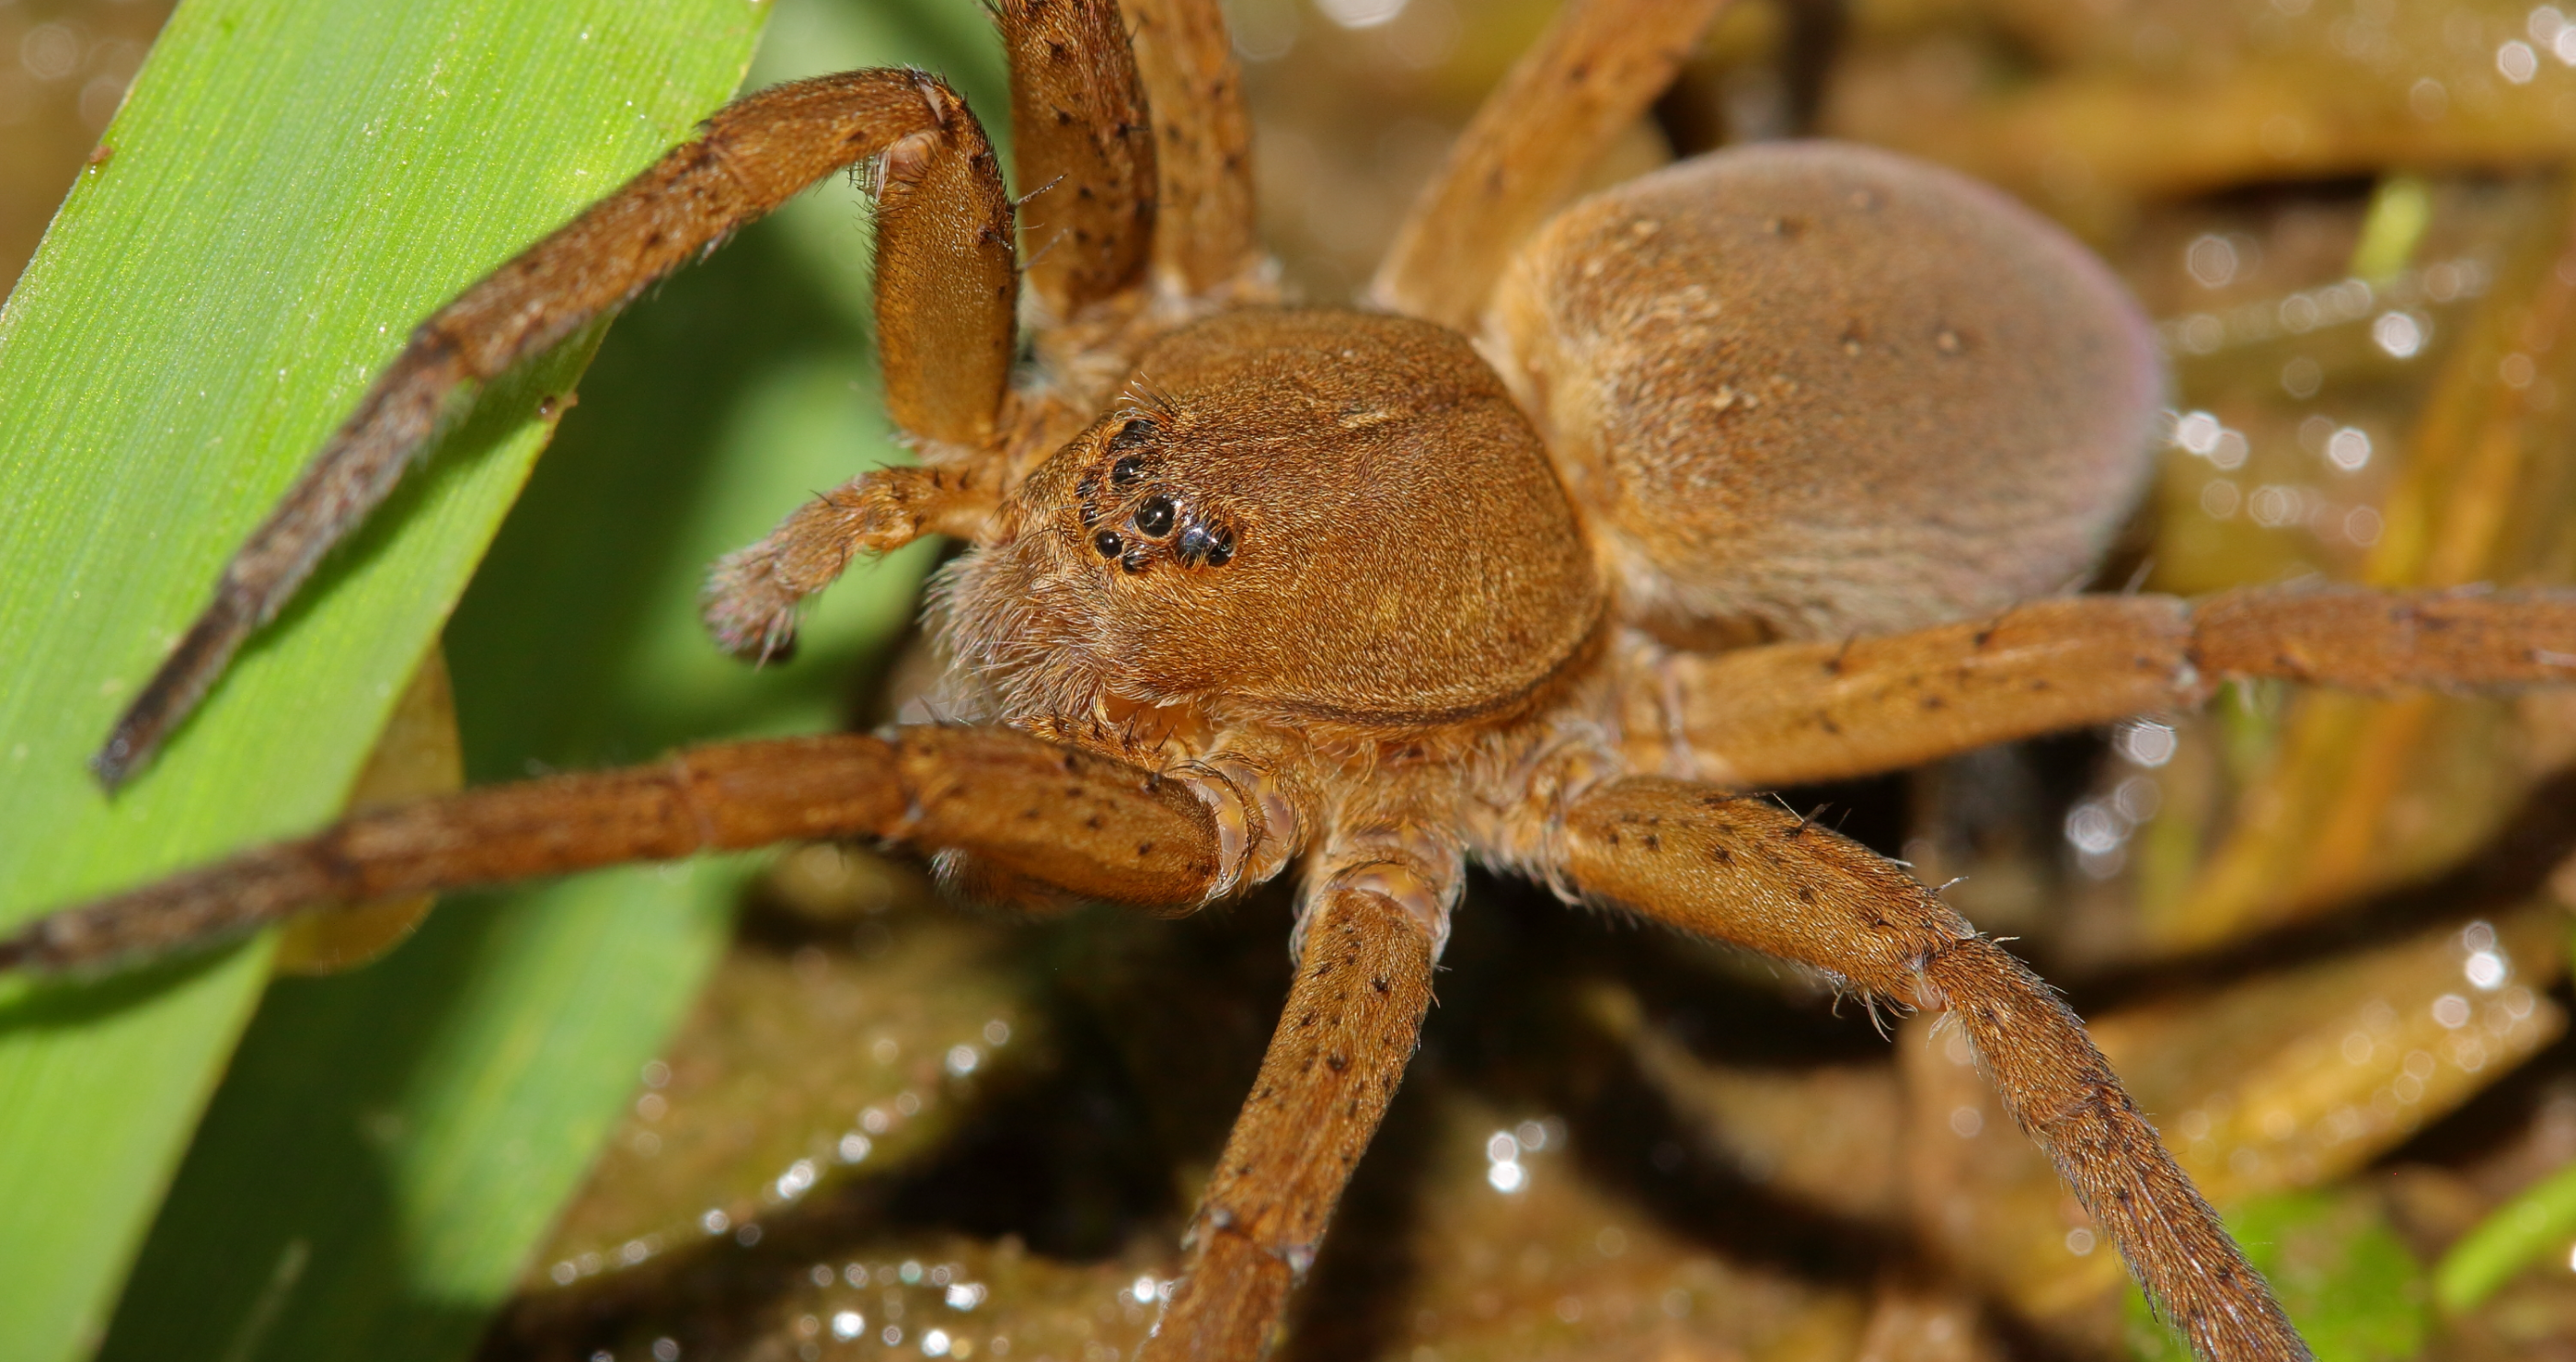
(0, 2, 771, 1357)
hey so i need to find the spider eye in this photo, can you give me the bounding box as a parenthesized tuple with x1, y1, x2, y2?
(1110, 455, 1146, 488)
(1132, 495, 1176, 537)
(1092, 530, 1123, 558)
(1109, 418, 1154, 452)
(1175, 520, 1237, 569)
(1119, 547, 1151, 574)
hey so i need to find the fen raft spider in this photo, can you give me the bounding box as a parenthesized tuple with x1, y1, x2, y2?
(18, 0, 2576, 1357)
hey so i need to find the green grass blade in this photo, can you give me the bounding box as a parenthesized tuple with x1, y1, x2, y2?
(84, 4, 1007, 1357)
(0, 1, 770, 1357)
(98, 218, 945, 1362)
(2433, 1155, 2576, 1313)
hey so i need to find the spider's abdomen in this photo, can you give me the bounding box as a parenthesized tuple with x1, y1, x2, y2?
(949, 308, 1605, 733)
(1485, 142, 2163, 641)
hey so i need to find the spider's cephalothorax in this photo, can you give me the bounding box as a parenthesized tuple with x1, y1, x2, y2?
(26, 0, 2576, 1359)
(943, 307, 1604, 745)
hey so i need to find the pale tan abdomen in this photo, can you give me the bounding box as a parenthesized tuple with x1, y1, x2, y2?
(1484, 142, 2163, 641)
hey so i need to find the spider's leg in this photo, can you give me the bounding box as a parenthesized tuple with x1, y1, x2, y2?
(1122, 0, 1259, 297)
(9, 726, 1222, 975)
(1368, 0, 1733, 328)
(703, 73, 1024, 658)
(94, 71, 992, 789)
(705, 0, 1186, 659)
(1627, 585, 2576, 788)
(1543, 778, 2313, 1362)
(1144, 819, 1455, 1361)
(1004, 0, 1158, 320)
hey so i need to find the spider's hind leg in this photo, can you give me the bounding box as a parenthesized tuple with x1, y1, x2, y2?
(1542, 777, 2313, 1362)
(1369, 0, 1734, 328)
(1625, 585, 2576, 789)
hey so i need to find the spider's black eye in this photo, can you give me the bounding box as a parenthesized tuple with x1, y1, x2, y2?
(1178, 520, 1237, 568)
(1132, 494, 1176, 537)
(1120, 548, 1151, 574)
(1109, 416, 1154, 452)
(1092, 530, 1123, 558)
(1110, 455, 1147, 488)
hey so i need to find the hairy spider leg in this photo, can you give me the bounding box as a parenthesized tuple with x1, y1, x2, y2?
(1369, 0, 1735, 328)
(1628, 585, 2576, 789)
(1550, 779, 2314, 1362)
(1145, 884, 1439, 1362)
(92, 70, 1006, 788)
(1005, 0, 1157, 318)
(698, 65, 1023, 660)
(1122, 0, 1259, 295)
(7, 727, 1219, 974)
(702, 0, 1220, 663)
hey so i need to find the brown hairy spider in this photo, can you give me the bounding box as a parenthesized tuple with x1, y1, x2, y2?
(17, 0, 2576, 1356)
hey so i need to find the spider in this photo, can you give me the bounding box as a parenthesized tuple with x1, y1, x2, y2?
(14, 0, 2576, 1357)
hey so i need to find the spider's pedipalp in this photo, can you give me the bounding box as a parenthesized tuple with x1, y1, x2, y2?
(1547, 778, 2311, 1362)
(13, 727, 1219, 975)
(95, 69, 992, 788)
(1624, 585, 2576, 789)
(703, 76, 1026, 660)
(1370, 0, 1733, 328)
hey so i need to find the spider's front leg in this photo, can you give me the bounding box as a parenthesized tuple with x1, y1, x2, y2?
(1538, 778, 2311, 1362)
(703, 0, 1179, 661)
(1145, 811, 1459, 1361)
(3, 727, 1223, 974)
(94, 69, 1005, 787)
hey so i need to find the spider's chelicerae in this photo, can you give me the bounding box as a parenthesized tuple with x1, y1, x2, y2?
(17, 0, 2576, 1357)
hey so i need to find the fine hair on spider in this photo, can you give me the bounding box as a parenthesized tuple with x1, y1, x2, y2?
(18, 0, 2576, 1359)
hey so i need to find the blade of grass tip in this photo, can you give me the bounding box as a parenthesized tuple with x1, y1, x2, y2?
(2430, 910, 2576, 1316)
(0, 1, 768, 1358)
(2434, 1156, 2576, 1314)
